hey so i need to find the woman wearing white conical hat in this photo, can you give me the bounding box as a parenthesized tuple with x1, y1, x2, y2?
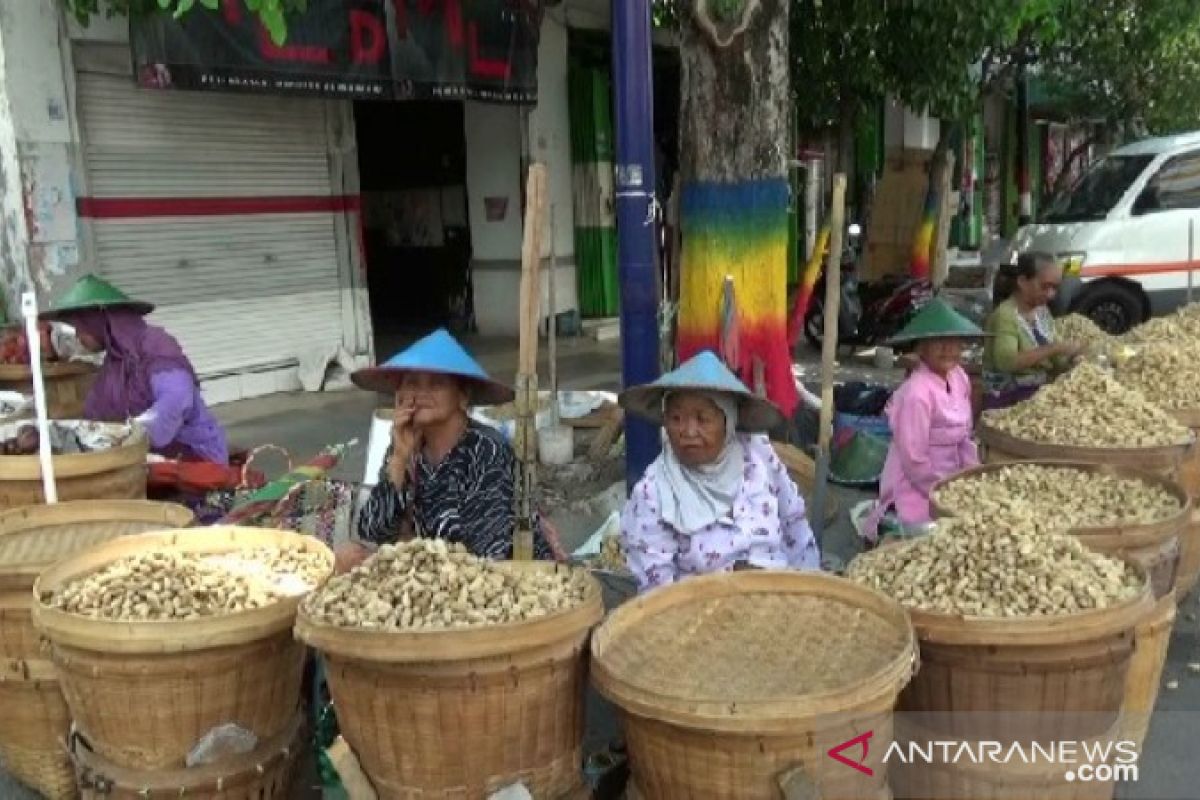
(618, 351, 821, 593)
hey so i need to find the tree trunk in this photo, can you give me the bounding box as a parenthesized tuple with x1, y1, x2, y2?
(677, 0, 797, 414)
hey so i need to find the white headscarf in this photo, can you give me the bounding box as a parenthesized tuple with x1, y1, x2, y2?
(654, 391, 745, 534)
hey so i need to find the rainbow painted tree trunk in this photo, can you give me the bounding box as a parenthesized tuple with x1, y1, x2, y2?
(677, 0, 797, 415)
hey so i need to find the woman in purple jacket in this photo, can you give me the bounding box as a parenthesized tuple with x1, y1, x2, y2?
(43, 274, 228, 464)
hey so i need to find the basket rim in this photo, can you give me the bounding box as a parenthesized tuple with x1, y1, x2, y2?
(294, 561, 604, 662)
(977, 420, 1195, 461)
(0, 500, 195, 591)
(1170, 407, 1200, 428)
(931, 460, 1192, 544)
(898, 558, 1155, 646)
(589, 570, 918, 733)
(0, 361, 96, 380)
(0, 421, 147, 479)
(31, 526, 333, 654)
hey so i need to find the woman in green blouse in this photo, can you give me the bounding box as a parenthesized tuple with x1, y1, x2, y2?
(982, 252, 1083, 410)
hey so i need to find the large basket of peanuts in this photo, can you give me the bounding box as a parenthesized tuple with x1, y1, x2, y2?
(932, 460, 1190, 599)
(31, 527, 332, 778)
(295, 538, 603, 800)
(848, 516, 1153, 799)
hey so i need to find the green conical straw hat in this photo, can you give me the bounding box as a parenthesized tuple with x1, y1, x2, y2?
(888, 297, 986, 346)
(41, 274, 153, 319)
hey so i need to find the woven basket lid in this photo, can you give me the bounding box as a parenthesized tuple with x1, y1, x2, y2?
(591, 571, 917, 733)
(0, 501, 194, 591)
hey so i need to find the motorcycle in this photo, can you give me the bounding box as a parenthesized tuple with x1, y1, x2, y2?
(803, 224, 935, 349)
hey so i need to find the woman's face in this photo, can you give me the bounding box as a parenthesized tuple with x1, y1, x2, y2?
(395, 372, 468, 428)
(664, 392, 728, 467)
(916, 338, 965, 376)
(1016, 262, 1062, 308)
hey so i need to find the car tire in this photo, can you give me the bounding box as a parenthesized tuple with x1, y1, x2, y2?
(1072, 282, 1147, 335)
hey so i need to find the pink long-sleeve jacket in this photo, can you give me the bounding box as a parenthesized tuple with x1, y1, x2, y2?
(867, 362, 978, 534)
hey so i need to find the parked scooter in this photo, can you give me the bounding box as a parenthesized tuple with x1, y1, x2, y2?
(803, 224, 934, 349)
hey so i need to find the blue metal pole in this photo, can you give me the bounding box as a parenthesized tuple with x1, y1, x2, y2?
(612, 0, 661, 487)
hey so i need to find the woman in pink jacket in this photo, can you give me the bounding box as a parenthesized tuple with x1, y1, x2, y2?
(864, 298, 987, 541)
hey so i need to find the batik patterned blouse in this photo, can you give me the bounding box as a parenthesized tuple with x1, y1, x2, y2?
(357, 422, 551, 560)
(621, 434, 820, 592)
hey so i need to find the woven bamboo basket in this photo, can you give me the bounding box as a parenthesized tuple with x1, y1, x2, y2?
(0, 500, 194, 799)
(32, 527, 332, 772)
(889, 717, 1125, 800)
(898, 567, 1153, 747)
(295, 562, 604, 800)
(1167, 408, 1200, 598)
(591, 571, 917, 800)
(0, 362, 96, 420)
(73, 711, 303, 799)
(1121, 592, 1176, 756)
(932, 461, 1191, 599)
(977, 423, 1194, 479)
(0, 421, 148, 508)
(1, 657, 76, 800)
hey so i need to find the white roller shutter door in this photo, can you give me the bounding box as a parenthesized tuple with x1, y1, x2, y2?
(74, 70, 348, 386)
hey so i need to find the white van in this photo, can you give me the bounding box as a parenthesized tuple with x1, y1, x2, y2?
(1012, 131, 1200, 332)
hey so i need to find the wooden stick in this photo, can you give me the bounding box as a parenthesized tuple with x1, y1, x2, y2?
(518, 165, 548, 378)
(809, 174, 847, 539)
(548, 207, 559, 427)
(513, 164, 548, 561)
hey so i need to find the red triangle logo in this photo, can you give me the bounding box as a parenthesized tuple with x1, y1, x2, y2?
(827, 731, 875, 777)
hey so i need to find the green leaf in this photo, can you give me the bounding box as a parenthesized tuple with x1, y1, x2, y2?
(173, 0, 195, 18)
(260, 6, 288, 45)
(157, 0, 171, 9)
(199, 0, 219, 9)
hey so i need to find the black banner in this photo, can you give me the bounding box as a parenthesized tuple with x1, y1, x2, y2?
(130, 0, 541, 104)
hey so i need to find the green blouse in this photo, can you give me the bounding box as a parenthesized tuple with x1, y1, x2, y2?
(983, 298, 1069, 390)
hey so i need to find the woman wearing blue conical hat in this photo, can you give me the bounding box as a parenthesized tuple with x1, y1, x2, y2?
(336, 330, 551, 572)
(618, 351, 821, 593)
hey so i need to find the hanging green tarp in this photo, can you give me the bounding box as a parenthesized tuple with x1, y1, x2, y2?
(568, 61, 619, 318)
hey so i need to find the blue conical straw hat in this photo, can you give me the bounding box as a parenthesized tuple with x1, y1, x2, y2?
(351, 329, 514, 405)
(619, 351, 784, 432)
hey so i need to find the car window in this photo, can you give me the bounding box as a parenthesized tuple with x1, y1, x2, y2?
(1135, 150, 1200, 214)
(1042, 155, 1153, 223)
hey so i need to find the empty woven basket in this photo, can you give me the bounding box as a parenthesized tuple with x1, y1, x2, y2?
(591, 571, 917, 800)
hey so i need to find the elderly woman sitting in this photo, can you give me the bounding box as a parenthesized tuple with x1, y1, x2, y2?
(619, 352, 821, 592)
(864, 299, 987, 540)
(336, 329, 551, 572)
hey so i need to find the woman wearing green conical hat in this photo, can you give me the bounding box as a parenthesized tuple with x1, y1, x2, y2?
(862, 299, 987, 541)
(42, 274, 228, 464)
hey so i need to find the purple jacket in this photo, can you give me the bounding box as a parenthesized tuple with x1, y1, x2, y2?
(139, 368, 229, 464)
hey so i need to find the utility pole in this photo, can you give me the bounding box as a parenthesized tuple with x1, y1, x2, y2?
(1015, 63, 1032, 227)
(612, 0, 661, 487)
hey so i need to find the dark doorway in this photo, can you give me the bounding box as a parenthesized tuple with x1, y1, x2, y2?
(354, 100, 472, 344)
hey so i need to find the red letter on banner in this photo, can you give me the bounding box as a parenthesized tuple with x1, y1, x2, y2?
(468, 21, 510, 79)
(350, 10, 386, 63)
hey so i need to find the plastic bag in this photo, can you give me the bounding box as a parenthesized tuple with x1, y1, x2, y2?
(186, 723, 258, 767)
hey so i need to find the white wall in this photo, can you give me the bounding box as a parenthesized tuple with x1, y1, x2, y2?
(885, 98, 940, 151)
(0, 0, 82, 309)
(468, 13, 579, 336)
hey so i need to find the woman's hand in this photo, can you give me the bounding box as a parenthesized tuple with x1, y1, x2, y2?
(334, 541, 372, 574)
(387, 397, 420, 487)
(1055, 341, 1086, 359)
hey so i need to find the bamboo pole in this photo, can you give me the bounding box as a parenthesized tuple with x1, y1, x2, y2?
(808, 174, 846, 538)
(513, 164, 548, 561)
(548, 208, 559, 427)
